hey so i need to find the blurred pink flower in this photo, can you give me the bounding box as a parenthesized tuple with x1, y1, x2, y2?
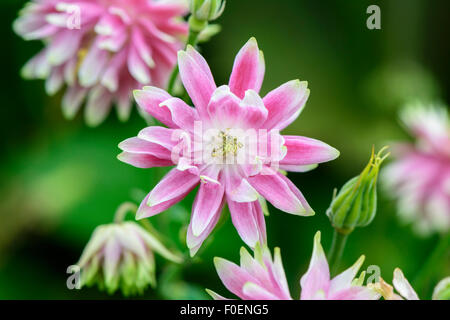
(14, 0, 188, 126)
(383, 105, 450, 235)
(118, 38, 339, 255)
(207, 232, 379, 300)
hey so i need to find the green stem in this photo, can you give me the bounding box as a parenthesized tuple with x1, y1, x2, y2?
(114, 202, 138, 223)
(167, 24, 202, 95)
(328, 230, 349, 276)
(413, 232, 450, 296)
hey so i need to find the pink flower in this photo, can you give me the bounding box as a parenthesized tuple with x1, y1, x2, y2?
(118, 38, 339, 255)
(207, 244, 292, 300)
(207, 232, 379, 300)
(299, 231, 379, 300)
(383, 105, 450, 235)
(14, 0, 188, 126)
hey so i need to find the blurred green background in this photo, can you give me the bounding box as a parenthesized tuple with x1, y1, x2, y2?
(0, 0, 448, 299)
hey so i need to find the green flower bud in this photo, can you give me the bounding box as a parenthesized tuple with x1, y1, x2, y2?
(432, 277, 450, 300)
(77, 221, 182, 296)
(189, 0, 225, 22)
(326, 147, 389, 234)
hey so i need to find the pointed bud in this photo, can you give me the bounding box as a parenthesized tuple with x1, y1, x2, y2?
(77, 221, 182, 296)
(326, 147, 389, 234)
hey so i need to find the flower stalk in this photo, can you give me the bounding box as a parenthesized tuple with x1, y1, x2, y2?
(168, 0, 225, 95)
(413, 232, 450, 296)
(114, 202, 138, 223)
(327, 229, 349, 276)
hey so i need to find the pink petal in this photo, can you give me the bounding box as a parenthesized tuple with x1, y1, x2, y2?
(279, 164, 318, 172)
(242, 282, 281, 300)
(281, 136, 340, 166)
(78, 38, 109, 87)
(277, 172, 315, 215)
(240, 89, 268, 128)
(225, 173, 259, 203)
(128, 43, 151, 84)
(46, 29, 83, 66)
(159, 97, 200, 131)
(130, 26, 154, 67)
(118, 137, 172, 159)
(147, 168, 200, 207)
(136, 191, 188, 219)
(178, 45, 216, 118)
(228, 199, 266, 248)
(138, 126, 180, 150)
(247, 167, 314, 215)
(101, 49, 127, 92)
(214, 257, 261, 299)
(84, 85, 113, 127)
(62, 85, 87, 119)
(330, 286, 380, 300)
(187, 197, 224, 256)
(133, 86, 178, 128)
(270, 247, 292, 299)
(229, 38, 265, 99)
(329, 255, 365, 295)
(262, 80, 309, 130)
(300, 231, 331, 300)
(207, 86, 244, 124)
(117, 152, 173, 168)
(103, 236, 121, 286)
(239, 247, 272, 285)
(191, 176, 225, 236)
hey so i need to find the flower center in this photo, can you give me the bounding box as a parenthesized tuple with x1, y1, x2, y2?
(211, 129, 244, 160)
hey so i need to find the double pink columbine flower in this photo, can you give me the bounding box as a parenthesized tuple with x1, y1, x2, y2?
(208, 231, 379, 300)
(14, 0, 188, 126)
(383, 104, 450, 235)
(118, 38, 339, 255)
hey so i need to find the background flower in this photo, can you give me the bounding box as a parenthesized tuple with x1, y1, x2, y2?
(14, 0, 188, 126)
(78, 221, 182, 296)
(383, 104, 450, 235)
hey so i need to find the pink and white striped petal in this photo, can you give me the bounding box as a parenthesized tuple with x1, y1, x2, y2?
(281, 136, 340, 166)
(263, 80, 309, 130)
(191, 175, 225, 236)
(133, 87, 178, 128)
(229, 37, 265, 99)
(178, 45, 216, 117)
(248, 167, 314, 215)
(300, 231, 331, 300)
(228, 199, 266, 248)
(146, 168, 200, 207)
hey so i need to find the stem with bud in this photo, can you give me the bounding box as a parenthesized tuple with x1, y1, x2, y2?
(167, 16, 205, 96)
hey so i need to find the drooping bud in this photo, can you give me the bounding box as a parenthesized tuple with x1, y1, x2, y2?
(77, 221, 182, 296)
(326, 147, 389, 234)
(189, 0, 225, 22)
